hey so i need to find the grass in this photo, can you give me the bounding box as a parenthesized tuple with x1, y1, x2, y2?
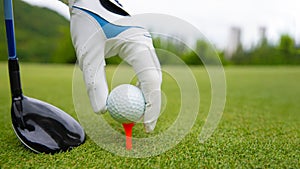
(0, 62, 299, 168)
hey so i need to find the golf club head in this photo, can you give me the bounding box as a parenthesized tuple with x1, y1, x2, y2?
(11, 96, 85, 154)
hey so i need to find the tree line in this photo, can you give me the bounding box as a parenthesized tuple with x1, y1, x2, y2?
(149, 34, 300, 66)
(228, 35, 300, 65)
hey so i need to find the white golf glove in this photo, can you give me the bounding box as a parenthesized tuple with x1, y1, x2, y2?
(69, 0, 162, 132)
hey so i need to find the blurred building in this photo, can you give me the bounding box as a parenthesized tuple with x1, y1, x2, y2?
(258, 26, 267, 45)
(225, 27, 242, 59)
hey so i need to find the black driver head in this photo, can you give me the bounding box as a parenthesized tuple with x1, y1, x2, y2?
(11, 96, 85, 154)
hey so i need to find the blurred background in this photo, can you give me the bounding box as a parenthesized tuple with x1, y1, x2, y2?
(0, 0, 299, 65)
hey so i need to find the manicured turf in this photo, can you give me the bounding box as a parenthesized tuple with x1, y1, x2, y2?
(0, 63, 299, 168)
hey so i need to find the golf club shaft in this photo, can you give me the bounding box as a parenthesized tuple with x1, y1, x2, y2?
(4, 0, 23, 99)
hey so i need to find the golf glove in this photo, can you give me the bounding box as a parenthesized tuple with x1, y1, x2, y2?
(69, 0, 162, 132)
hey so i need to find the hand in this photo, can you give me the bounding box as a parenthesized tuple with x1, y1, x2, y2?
(70, 7, 162, 132)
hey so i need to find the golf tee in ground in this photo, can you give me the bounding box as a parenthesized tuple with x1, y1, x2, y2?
(122, 123, 135, 150)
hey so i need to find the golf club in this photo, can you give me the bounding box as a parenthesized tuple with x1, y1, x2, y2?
(4, 0, 85, 154)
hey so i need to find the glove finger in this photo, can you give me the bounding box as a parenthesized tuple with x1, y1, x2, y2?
(141, 79, 161, 121)
(144, 120, 158, 133)
(83, 60, 108, 114)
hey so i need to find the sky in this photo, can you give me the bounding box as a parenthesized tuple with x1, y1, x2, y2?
(21, 0, 300, 49)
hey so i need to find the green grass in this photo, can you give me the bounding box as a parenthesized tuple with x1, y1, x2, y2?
(0, 63, 299, 168)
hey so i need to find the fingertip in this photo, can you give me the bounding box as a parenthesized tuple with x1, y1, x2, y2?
(144, 120, 157, 133)
(93, 105, 107, 115)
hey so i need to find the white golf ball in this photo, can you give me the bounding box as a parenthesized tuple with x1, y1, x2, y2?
(107, 84, 146, 123)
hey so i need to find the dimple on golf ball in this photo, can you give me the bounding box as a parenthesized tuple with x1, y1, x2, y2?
(107, 84, 146, 123)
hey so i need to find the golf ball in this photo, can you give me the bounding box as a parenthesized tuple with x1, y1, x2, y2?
(107, 84, 146, 123)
